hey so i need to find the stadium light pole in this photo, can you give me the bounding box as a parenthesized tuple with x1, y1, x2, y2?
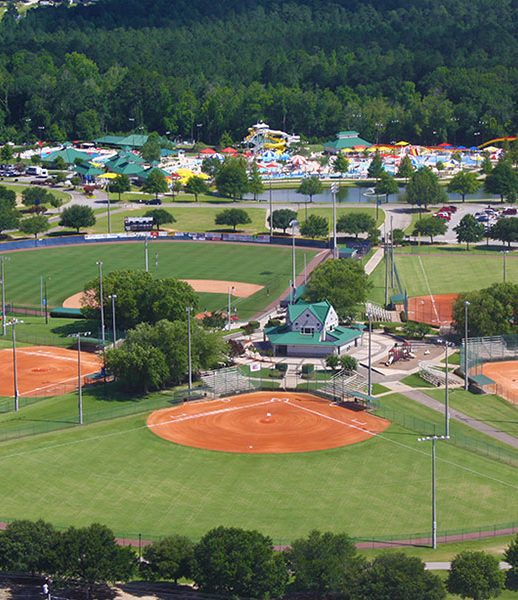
(417, 434, 449, 549)
(109, 294, 117, 348)
(1, 256, 8, 336)
(186, 307, 193, 395)
(502, 250, 508, 283)
(289, 220, 298, 300)
(43, 276, 49, 325)
(269, 179, 273, 236)
(6, 318, 22, 412)
(107, 194, 112, 234)
(464, 301, 470, 391)
(96, 261, 106, 347)
(331, 183, 338, 258)
(144, 237, 149, 273)
(444, 343, 449, 437)
(68, 331, 91, 425)
(367, 312, 372, 396)
(227, 286, 235, 332)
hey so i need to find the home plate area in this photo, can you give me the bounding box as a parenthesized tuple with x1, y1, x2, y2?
(147, 391, 390, 454)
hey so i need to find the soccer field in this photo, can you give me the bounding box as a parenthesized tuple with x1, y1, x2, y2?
(0, 242, 318, 320)
(0, 392, 516, 542)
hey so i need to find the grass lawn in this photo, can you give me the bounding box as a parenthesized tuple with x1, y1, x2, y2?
(92, 207, 267, 235)
(0, 315, 97, 349)
(296, 206, 385, 229)
(0, 182, 71, 204)
(401, 373, 435, 388)
(426, 389, 518, 439)
(0, 242, 316, 321)
(372, 383, 390, 395)
(0, 391, 517, 542)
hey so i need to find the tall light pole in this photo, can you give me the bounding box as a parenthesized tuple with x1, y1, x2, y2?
(227, 286, 235, 331)
(7, 318, 22, 412)
(502, 250, 508, 283)
(331, 183, 338, 259)
(68, 331, 91, 425)
(109, 294, 117, 348)
(40, 275, 43, 317)
(367, 312, 372, 396)
(107, 195, 112, 234)
(144, 237, 149, 273)
(464, 300, 470, 391)
(96, 261, 105, 347)
(43, 276, 49, 325)
(0, 256, 8, 336)
(186, 307, 193, 395)
(269, 179, 273, 237)
(444, 343, 450, 437)
(417, 434, 449, 549)
(289, 219, 298, 300)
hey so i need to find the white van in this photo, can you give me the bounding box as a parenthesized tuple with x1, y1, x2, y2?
(26, 166, 48, 177)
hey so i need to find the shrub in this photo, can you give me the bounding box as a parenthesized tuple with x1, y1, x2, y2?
(276, 363, 288, 373)
(301, 363, 315, 375)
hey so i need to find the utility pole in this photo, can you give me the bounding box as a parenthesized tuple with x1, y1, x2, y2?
(417, 434, 449, 549)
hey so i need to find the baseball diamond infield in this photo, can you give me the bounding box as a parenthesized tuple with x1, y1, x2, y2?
(482, 361, 518, 404)
(147, 392, 390, 453)
(0, 346, 102, 397)
(407, 293, 459, 326)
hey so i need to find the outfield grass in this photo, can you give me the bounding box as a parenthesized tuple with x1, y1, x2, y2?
(0, 391, 516, 541)
(0, 242, 316, 320)
(426, 389, 518, 439)
(296, 206, 385, 229)
(92, 207, 267, 235)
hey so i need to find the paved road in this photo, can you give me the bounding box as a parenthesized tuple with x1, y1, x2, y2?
(424, 561, 511, 571)
(403, 389, 518, 449)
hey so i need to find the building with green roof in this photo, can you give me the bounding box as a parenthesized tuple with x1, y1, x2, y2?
(95, 134, 149, 149)
(324, 130, 372, 154)
(265, 300, 363, 357)
(43, 147, 92, 165)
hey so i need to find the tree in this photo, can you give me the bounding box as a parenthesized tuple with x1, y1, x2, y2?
(184, 175, 209, 201)
(215, 208, 251, 231)
(452, 283, 518, 337)
(248, 162, 264, 200)
(413, 215, 447, 243)
(108, 174, 131, 202)
(488, 217, 518, 247)
(59, 205, 96, 233)
(406, 167, 447, 211)
(201, 156, 221, 178)
(333, 154, 349, 175)
(219, 131, 233, 148)
(193, 526, 288, 599)
(143, 535, 195, 583)
(397, 155, 415, 180)
(447, 551, 504, 600)
(0, 204, 19, 234)
(454, 214, 485, 249)
(59, 523, 135, 596)
(268, 208, 297, 233)
(392, 228, 406, 245)
(20, 215, 49, 239)
(214, 157, 249, 200)
(505, 534, 518, 589)
(0, 144, 14, 162)
(49, 194, 63, 209)
(357, 553, 446, 600)
(340, 355, 358, 371)
(367, 151, 385, 179)
(297, 176, 323, 203)
(106, 343, 170, 393)
(375, 172, 399, 203)
(305, 260, 371, 320)
(326, 354, 340, 370)
(141, 131, 161, 163)
(143, 169, 168, 200)
(287, 530, 364, 598)
(83, 270, 199, 330)
(0, 186, 16, 209)
(144, 208, 175, 230)
(300, 214, 328, 238)
(484, 159, 518, 202)
(337, 212, 376, 238)
(0, 520, 60, 576)
(53, 156, 67, 171)
(481, 154, 493, 175)
(447, 171, 481, 202)
(21, 186, 50, 208)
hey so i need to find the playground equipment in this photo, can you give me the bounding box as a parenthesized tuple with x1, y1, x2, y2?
(243, 122, 300, 153)
(385, 341, 415, 366)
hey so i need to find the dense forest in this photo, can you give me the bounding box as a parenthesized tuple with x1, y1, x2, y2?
(0, 0, 516, 144)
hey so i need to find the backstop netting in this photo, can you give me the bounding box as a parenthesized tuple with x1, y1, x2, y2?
(460, 335, 518, 403)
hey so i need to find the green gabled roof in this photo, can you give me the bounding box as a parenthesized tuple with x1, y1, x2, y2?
(74, 161, 104, 177)
(288, 300, 332, 324)
(337, 130, 360, 137)
(111, 162, 146, 176)
(265, 324, 361, 347)
(43, 147, 92, 164)
(324, 136, 372, 150)
(104, 152, 144, 169)
(95, 134, 149, 149)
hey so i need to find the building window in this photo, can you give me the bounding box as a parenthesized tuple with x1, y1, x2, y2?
(301, 327, 314, 335)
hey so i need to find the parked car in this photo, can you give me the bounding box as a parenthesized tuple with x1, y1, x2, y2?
(144, 198, 162, 205)
(503, 207, 517, 215)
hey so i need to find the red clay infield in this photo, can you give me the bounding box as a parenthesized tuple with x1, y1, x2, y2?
(147, 391, 390, 454)
(0, 346, 102, 398)
(482, 361, 518, 404)
(407, 293, 459, 326)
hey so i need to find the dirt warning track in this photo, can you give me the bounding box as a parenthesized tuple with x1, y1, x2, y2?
(147, 392, 390, 454)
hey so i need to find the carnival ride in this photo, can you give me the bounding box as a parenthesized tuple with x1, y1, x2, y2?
(243, 122, 300, 153)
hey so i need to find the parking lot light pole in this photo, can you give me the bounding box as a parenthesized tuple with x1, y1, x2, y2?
(96, 261, 105, 347)
(464, 301, 470, 391)
(417, 434, 449, 549)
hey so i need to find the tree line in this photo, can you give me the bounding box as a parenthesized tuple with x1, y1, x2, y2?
(1, 519, 517, 599)
(0, 0, 516, 144)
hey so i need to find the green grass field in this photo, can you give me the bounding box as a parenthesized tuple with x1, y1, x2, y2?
(368, 248, 518, 304)
(0, 182, 71, 204)
(92, 207, 267, 235)
(0, 391, 516, 542)
(0, 242, 317, 320)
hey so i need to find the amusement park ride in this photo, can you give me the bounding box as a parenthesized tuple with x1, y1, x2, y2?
(243, 122, 300, 153)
